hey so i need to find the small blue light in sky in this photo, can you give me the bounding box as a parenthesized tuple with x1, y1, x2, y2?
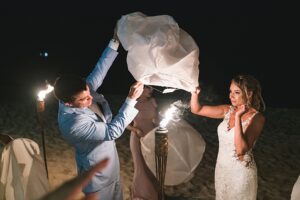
(39, 51, 49, 58)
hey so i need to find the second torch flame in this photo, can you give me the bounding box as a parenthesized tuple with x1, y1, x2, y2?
(37, 84, 54, 101)
(37, 84, 54, 113)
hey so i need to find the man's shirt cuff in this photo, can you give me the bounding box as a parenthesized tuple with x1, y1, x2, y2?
(108, 39, 119, 51)
(125, 97, 137, 107)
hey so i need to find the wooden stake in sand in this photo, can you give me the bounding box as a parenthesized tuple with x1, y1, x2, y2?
(37, 83, 53, 179)
(155, 127, 168, 200)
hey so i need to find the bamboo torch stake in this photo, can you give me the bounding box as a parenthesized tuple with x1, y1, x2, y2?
(36, 100, 48, 179)
(36, 83, 53, 179)
(155, 126, 168, 200)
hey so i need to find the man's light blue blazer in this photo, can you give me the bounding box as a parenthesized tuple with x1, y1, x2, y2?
(57, 46, 138, 193)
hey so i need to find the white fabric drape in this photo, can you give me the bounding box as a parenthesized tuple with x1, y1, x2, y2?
(0, 138, 49, 200)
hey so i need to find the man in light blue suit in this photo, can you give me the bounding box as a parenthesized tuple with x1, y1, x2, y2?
(53, 30, 144, 199)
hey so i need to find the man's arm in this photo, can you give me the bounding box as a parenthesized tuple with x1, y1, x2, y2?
(86, 39, 119, 91)
(65, 82, 144, 142)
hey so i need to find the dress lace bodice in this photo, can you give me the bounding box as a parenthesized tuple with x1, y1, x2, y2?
(215, 106, 258, 200)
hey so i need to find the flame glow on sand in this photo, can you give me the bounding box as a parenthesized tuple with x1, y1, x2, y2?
(37, 84, 54, 101)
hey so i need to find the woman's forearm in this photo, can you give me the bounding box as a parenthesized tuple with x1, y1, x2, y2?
(190, 94, 202, 114)
(234, 116, 249, 157)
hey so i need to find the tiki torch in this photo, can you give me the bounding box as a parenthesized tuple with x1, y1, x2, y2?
(155, 105, 178, 200)
(37, 83, 53, 179)
(155, 126, 168, 200)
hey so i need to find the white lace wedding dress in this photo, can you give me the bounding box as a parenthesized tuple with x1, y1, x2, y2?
(215, 106, 258, 200)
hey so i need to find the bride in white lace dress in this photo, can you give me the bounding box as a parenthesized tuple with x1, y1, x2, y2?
(190, 75, 266, 200)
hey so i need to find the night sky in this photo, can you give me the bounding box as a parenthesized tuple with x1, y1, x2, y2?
(0, 1, 297, 108)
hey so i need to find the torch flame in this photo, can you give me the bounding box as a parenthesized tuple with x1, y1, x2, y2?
(159, 100, 188, 128)
(37, 84, 54, 101)
(159, 105, 177, 128)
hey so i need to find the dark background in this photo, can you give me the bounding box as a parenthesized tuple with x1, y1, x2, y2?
(0, 1, 297, 108)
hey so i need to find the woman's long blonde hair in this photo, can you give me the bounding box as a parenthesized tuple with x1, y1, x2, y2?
(232, 74, 266, 112)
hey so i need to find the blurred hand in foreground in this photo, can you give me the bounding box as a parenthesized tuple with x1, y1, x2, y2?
(40, 158, 109, 200)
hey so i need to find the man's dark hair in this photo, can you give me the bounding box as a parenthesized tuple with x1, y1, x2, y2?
(53, 75, 87, 103)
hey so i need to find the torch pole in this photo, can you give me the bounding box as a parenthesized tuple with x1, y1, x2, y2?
(155, 127, 168, 200)
(37, 100, 49, 179)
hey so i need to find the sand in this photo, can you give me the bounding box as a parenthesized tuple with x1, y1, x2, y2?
(0, 95, 299, 200)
